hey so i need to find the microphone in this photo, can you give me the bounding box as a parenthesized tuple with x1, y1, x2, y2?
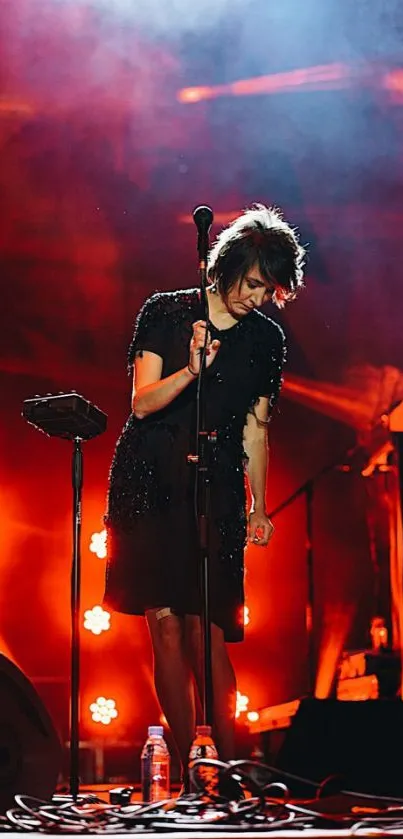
(193, 205, 213, 264)
(193, 205, 213, 235)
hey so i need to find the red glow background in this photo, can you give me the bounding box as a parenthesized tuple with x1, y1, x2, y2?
(1, 0, 403, 770)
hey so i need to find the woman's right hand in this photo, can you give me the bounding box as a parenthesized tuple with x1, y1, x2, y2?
(188, 320, 221, 375)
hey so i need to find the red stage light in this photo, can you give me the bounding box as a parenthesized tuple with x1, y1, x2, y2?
(83, 605, 111, 635)
(89, 529, 107, 559)
(383, 69, 403, 97)
(89, 697, 118, 725)
(177, 63, 351, 104)
(235, 691, 249, 719)
(177, 85, 216, 103)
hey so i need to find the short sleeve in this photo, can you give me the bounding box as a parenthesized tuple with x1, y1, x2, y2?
(127, 293, 167, 371)
(256, 323, 287, 418)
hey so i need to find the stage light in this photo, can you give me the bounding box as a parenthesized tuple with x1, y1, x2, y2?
(235, 691, 249, 718)
(90, 696, 118, 725)
(90, 529, 107, 559)
(383, 69, 403, 96)
(238, 605, 250, 628)
(178, 63, 351, 104)
(159, 713, 168, 727)
(177, 86, 214, 103)
(247, 710, 260, 723)
(84, 605, 111, 635)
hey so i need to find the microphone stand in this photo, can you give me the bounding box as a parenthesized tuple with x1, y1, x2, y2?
(189, 205, 214, 727)
(70, 437, 83, 800)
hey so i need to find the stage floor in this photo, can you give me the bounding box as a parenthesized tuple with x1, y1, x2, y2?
(3, 787, 403, 839)
(3, 829, 403, 838)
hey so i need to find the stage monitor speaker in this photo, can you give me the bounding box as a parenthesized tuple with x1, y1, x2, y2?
(274, 698, 403, 798)
(0, 653, 62, 813)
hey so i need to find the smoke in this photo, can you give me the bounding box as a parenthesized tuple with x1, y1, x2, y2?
(82, 0, 403, 55)
(88, 0, 244, 35)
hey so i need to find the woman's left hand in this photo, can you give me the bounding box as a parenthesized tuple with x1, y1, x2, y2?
(248, 510, 275, 546)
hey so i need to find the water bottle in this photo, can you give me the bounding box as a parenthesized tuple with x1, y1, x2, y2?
(188, 725, 218, 796)
(141, 725, 170, 802)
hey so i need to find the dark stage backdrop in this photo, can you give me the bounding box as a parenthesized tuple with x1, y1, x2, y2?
(1, 0, 403, 754)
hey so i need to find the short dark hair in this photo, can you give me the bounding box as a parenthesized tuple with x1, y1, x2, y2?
(207, 203, 306, 307)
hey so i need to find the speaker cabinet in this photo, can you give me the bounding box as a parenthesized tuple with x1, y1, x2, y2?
(0, 654, 62, 813)
(274, 698, 403, 797)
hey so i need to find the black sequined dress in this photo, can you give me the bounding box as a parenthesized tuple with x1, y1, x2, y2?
(104, 288, 285, 642)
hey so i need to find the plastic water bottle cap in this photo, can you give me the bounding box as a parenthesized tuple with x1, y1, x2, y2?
(148, 725, 164, 737)
(195, 725, 212, 736)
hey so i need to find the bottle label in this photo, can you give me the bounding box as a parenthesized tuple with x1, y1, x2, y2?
(141, 745, 170, 802)
(189, 743, 218, 796)
(192, 744, 207, 760)
(142, 752, 152, 802)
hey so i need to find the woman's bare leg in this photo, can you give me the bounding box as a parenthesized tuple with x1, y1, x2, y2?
(184, 615, 237, 760)
(146, 609, 196, 775)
